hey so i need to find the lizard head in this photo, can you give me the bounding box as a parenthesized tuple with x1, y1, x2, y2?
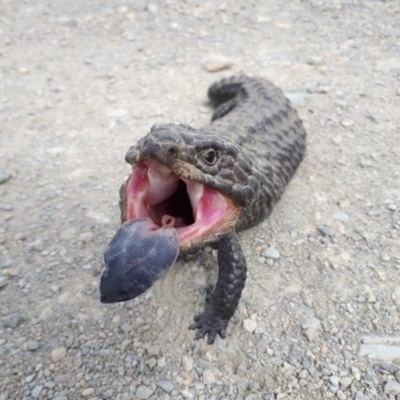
(121, 123, 260, 252)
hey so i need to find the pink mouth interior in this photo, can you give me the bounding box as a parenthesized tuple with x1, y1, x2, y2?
(126, 161, 233, 249)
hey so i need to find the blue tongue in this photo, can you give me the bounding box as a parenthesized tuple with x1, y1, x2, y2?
(100, 218, 180, 303)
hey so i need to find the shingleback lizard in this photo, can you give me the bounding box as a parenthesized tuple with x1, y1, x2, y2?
(100, 76, 307, 344)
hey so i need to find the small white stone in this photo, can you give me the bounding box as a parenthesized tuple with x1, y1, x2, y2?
(182, 389, 194, 399)
(243, 319, 258, 333)
(31, 385, 43, 398)
(262, 247, 280, 259)
(355, 391, 365, 400)
(340, 376, 353, 389)
(302, 317, 322, 341)
(352, 367, 361, 381)
(182, 356, 193, 372)
(385, 379, 400, 395)
(136, 385, 153, 399)
(106, 94, 117, 103)
(341, 119, 354, 127)
(51, 347, 66, 363)
(202, 54, 233, 72)
(307, 56, 324, 66)
(147, 4, 158, 13)
(333, 212, 349, 223)
(202, 369, 215, 385)
(157, 357, 167, 368)
(365, 286, 376, 303)
(82, 388, 94, 397)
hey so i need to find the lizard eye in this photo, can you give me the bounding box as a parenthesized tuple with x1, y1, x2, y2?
(202, 149, 217, 165)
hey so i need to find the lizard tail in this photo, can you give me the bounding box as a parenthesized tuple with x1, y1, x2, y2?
(208, 76, 249, 122)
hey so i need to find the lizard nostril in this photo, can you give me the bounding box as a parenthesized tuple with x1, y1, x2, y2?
(166, 145, 177, 157)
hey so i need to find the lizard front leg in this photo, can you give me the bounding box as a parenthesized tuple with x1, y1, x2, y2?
(189, 232, 247, 344)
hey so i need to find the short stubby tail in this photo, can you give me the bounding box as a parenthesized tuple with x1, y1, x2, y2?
(208, 76, 247, 122)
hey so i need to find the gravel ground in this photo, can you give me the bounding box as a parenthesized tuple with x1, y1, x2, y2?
(1, 1, 400, 399)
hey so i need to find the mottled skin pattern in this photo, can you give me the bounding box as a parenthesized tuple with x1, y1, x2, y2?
(124, 76, 306, 343)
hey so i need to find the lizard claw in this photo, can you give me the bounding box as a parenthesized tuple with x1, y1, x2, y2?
(189, 310, 228, 344)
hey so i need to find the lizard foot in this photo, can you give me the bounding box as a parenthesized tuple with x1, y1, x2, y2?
(189, 310, 229, 344)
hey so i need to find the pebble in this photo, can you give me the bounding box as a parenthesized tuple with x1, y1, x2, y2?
(355, 391, 366, 400)
(157, 357, 167, 368)
(317, 225, 334, 237)
(364, 286, 376, 303)
(120, 323, 133, 333)
(182, 355, 194, 372)
(307, 56, 324, 66)
(3, 313, 23, 329)
(339, 376, 352, 389)
(262, 247, 280, 259)
(51, 347, 67, 362)
(146, 4, 158, 13)
(360, 158, 372, 168)
(29, 239, 44, 252)
(203, 369, 216, 385)
(106, 94, 118, 103)
(156, 380, 174, 393)
(27, 340, 39, 351)
(135, 385, 153, 399)
(341, 119, 354, 128)
(352, 367, 361, 381)
(329, 375, 340, 386)
(202, 54, 233, 72)
(0, 276, 8, 288)
(285, 92, 308, 106)
(302, 317, 322, 341)
(316, 85, 331, 94)
(0, 169, 11, 184)
(78, 232, 93, 242)
(243, 319, 258, 333)
(82, 388, 94, 396)
(31, 386, 43, 398)
(359, 343, 400, 361)
(384, 379, 400, 395)
(7, 267, 20, 277)
(182, 389, 195, 399)
(333, 212, 349, 223)
(1, 258, 14, 268)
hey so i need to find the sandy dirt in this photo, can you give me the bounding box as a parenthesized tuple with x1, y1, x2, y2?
(1, 1, 400, 399)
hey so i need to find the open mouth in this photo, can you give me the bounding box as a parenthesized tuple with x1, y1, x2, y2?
(122, 160, 239, 252)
